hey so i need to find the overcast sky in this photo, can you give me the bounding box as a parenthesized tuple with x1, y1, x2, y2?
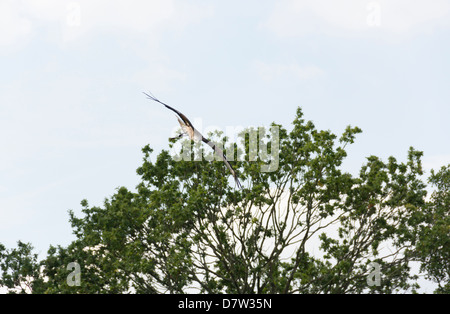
(1, 0, 449, 272)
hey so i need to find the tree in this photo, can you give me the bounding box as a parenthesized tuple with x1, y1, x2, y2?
(414, 165, 450, 293)
(0, 107, 447, 293)
(0, 241, 45, 293)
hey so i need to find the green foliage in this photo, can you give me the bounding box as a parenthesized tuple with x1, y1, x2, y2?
(414, 165, 450, 293)
(0, 107, 447, 294)
(0, 241, 44, 293)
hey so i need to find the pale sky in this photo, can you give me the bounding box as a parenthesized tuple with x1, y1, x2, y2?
(1, 0, 449, 270)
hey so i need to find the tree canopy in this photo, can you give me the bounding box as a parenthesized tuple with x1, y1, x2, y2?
(1, 107, 448, 294)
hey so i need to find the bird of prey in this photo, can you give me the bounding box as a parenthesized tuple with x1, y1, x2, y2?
(144, 92, 242, 189)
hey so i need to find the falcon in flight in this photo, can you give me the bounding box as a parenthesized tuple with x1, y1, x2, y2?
(144, 92, 242, 189)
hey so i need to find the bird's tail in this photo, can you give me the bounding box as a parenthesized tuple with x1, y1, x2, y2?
(234, 176, 242, 189)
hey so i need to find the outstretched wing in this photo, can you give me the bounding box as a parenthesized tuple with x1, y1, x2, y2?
(202, 136, 242, 189)
(143, 92, 195, 129)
